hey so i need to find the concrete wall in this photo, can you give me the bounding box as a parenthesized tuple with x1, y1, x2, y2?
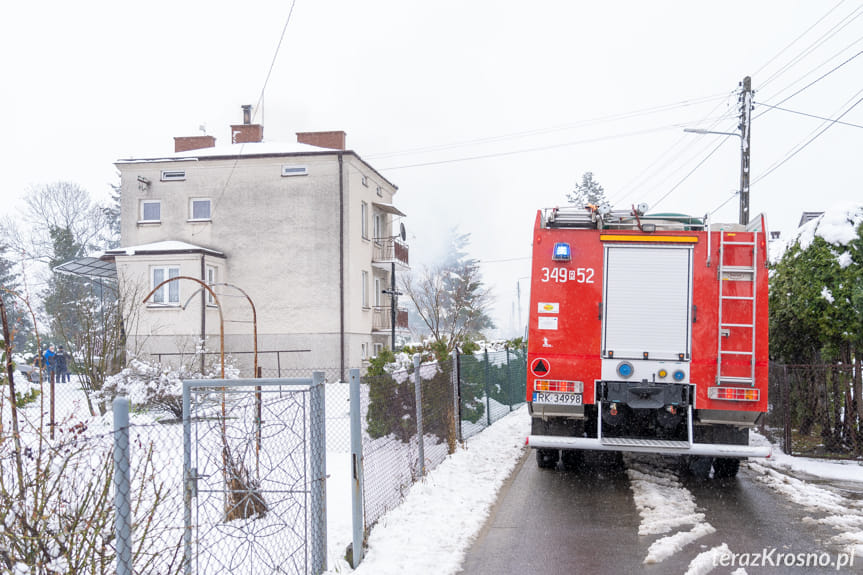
(116, 148, 402, 372)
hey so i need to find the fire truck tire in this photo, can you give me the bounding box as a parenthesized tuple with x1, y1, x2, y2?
(560, 449, 583, 471)
(536, 449, 559, 469)
(684, 456, 714, 479)
(713, 457, 741, 479)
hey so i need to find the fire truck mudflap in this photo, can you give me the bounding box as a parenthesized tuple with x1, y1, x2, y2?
(526, 206, 772, 474)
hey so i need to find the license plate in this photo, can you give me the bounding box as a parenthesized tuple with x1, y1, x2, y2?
(532, 391, 583, 405)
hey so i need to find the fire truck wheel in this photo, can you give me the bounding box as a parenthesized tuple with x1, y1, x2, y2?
(685, 456, 714, 480)
(560, 449, 583, 471)
(536, 449, 559, 469)
(713, 457, 741, 479)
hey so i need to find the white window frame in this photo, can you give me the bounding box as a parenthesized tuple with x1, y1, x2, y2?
(374, 277, 383, 307)
(362, 270, 369, 308)
(140, 200, 161, 223)
(281, 165, 308, 177)
(160, 170, 186, 181)
(151, 266, 180, 305)
(373, 213, 383, 240)
(373, 342, 384, 356)
(361, 175, 369, 187)
(189, 198, 212, 222)
(361, 201, 369, 240)
(206, 265, 217, 305)
(361, 342, 368, 360)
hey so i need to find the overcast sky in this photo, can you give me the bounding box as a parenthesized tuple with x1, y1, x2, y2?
(3, 1, 862, 337)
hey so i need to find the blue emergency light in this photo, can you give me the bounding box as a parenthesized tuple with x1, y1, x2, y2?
(552, 242, 571, 261)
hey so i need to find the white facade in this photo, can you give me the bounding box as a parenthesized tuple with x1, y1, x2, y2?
(110, 135, 408, 378)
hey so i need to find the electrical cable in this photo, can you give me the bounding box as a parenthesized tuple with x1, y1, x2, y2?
(198, 0, 298, 236)
(752, 90, 863, 185)
(367, 94, 727, 161)
(756, 48, 863, 121)
(379, 123, 688, 171)
(754, 101, 863, 129)
(759, 3, 863, 90)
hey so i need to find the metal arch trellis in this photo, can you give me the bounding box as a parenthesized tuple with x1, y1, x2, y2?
(143, 277, 272, 569)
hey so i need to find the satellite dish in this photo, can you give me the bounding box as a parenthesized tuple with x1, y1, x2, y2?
(399, 222, 406, 242)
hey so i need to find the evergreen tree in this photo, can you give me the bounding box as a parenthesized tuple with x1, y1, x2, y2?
(0, 242, 33, 352)
(566, 171, 610, 210)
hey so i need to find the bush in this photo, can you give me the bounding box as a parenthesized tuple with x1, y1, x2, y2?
(97, 357, 239, 419)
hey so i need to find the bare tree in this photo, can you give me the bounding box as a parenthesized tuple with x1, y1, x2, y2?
(402, 258, 494, 356)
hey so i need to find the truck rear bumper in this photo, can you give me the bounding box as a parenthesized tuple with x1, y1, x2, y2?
(526, 435, 771, 458)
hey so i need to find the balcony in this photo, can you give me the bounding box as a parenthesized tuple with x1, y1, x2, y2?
(373, 306, 409, 332)
(372, 238, 409, 270)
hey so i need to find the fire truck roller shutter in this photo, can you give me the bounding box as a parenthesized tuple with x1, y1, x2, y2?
(602, 245, 693, 361)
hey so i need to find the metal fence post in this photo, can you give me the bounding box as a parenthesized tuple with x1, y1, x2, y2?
(414, 354, 425, 477)
(452, 350, 462, 443)
(484, 349, 492, 427)
(349, 369, 364, 568)
(113, 397, 131, 575)
(182, 381, 193, 575)
(506, 346, 513, 411)
(311, 371, 327, 575)
(783, 365, 792, 455)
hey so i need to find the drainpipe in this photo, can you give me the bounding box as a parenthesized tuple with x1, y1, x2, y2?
(339, 153, 345, 381)
(200, 255, 206, 373)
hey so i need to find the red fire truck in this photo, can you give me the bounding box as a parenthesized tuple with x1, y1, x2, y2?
(526, 205, 771, 478)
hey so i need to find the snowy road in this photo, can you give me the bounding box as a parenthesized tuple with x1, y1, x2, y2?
(461, 451, 861, 575)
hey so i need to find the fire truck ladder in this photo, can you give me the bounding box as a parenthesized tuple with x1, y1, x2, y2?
(716, 231, 757, 386)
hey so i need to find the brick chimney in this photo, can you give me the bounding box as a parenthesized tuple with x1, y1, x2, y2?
(174, 135, 216, 153)
(231, 104, 264, 144)
(297, 131, 346, 150)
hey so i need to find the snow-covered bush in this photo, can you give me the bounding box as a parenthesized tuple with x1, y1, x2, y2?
(98, 356, 239, 419)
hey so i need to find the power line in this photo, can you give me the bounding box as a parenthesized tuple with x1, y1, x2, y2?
(759, 3, 863, 90)
(366, 94, 727, 161)
(753, 0, 848, 80)
(199, 1, 298, 236)
(754, 101, 863, 129)
(756, 49, 863, 119)
(753, 90, 863, 185)
(379, 123, 687, 171)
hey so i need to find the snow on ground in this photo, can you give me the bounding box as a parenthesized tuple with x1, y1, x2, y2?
(324, 405, 530, 574)
(745, 432, 863, 560)
(625, 455, 716, 564)
(328, 422, 863, 574)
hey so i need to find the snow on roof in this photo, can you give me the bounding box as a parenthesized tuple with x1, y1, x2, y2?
(116, 140, 342, 163)
(105, 241, 225, 257)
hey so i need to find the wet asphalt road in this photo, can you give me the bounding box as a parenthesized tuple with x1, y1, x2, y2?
(459, 451, 857, 575)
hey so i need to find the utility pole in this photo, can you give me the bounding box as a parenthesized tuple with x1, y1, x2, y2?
(738, 76, 752, 225)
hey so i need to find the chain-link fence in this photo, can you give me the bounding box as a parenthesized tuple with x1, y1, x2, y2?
(357, 348, 527, 536)
(1, 387, 186, 574)
(457, 347, 527, 441)
(767, 362, 862, 457)
(3, 348, 527, 573)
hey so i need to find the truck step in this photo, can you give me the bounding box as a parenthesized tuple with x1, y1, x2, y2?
(600, 437, 691, 449)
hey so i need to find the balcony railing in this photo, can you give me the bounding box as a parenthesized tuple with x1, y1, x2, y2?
(373, 306, 409, 331)
(372, 238, 409, 268)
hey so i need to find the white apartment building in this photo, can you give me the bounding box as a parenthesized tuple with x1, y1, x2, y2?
(107, 114, 409, 378)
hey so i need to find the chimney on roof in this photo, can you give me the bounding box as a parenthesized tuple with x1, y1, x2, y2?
(297, 131, 346, 150)
(174, 135, 216, 153)
(231, 104, 263, 144)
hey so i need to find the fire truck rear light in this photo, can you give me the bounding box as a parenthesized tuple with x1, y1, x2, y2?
(658, 369, 668, 378)
(534, 379, 583, 393)
(673, 370, 686, 381)
(708, 387, 760, 401)
(616, 361, 634, 378)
